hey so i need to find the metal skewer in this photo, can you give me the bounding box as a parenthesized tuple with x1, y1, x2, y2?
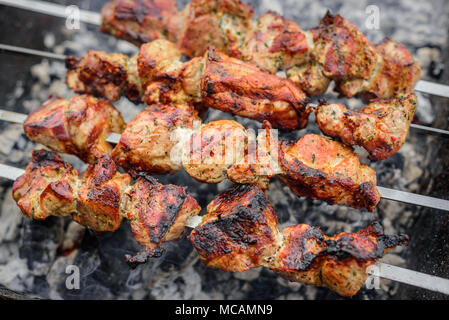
(0, 162, 447, 295)
(0, 0, 101, 25)
(1, 108, 449, 212)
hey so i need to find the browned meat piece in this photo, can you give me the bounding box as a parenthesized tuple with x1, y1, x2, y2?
(112, 104, 201, 175)
(177, 0, 253, 58)
(286, 61, 331, 96)
(123, 174, 201, 266)
(183, 120, 248, 184)
(226, 121, 281, 189)
(140, 42, 312, 130)
(316, 93, 417, 160)
(100, 0, 180, 46)
(201, 47, 311, 130)
(311, 13, 377, 94)
(279, 134, 380, 211)
(269, 221, 409, 297)
(362, 39, 422, 100)
(241, 11, 312, 74)
(74, 155, 131, 232)
(12, 150, 79, 220)
(24, 95, 125, 164)
(137, 39, 184, 89)
(189, 185, 281, 272)
(308, 14, 421, 99)
(139, 40, 201, 105)
(66, 51, 143, 103)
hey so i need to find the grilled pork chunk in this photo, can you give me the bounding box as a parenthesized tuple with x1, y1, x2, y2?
(12, 150, 79, 220)
(189, 185, 281, 272)
(316, 93, 417, 161)
(279, 134, 380, 211)
(100, 0, 180, 46)
(24, 95, 124, 164)
(112, 104, 201, 175)
(240, 11, 312, 74)
(74, 155, 131, 232)
(270, 221, 409, 297)
(123, 174, 201, 266)
(177, 0, 253, 58)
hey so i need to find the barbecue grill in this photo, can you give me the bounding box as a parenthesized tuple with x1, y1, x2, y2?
(0, 0, 448, 300)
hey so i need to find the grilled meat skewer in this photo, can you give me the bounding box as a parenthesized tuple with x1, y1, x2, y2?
(189, 184, 408, 297)
(66, 40, 311, 131)
(23, 96, 381, 210)
(100, 0, 421, 100)
(12, 149, 201, 259)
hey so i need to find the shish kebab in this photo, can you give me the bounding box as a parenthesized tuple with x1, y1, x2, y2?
(0, 150, 410, 297)
(97, 0, 423, 102)
(5, 0, 422, 101)
(2, 154, 449, 296)
(1, 0, 448, 100)
(2, 95, 449, 212)
(1, 40, 418, 161)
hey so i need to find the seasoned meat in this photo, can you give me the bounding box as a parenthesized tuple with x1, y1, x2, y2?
(309, 13, 377, 95)
(189, 185, 281, 272)
(100, 0, 180, 46)
(12, 150, 79, 220)
(74, 155, 131, 233)
(177, 0, 253, 58)
(363, 39, 422, 100)
(66, 40, 310, 130)
(99, 2, 420, 99)
(201, 47, 311, 130)
(12, 150, 201, 260)
(66, 51, 143, 103)
(112, 104, 201, 175)
(123, 174, 201, 265)
(241, 11, 312, 74)
(190, 184, 408, 296)
(306, 13, 421, 99)
(137, 39, 184, 89)
(316, 93, 417, 160)
(279, 134, 380, 211)
(269, 221, 409, 297)
(286, 61, 331, 96)
(226, 121, 281, 189)
(183, 120, 248, 184)
(139, 40, 200, 105)
(24, 95, 124, 164)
